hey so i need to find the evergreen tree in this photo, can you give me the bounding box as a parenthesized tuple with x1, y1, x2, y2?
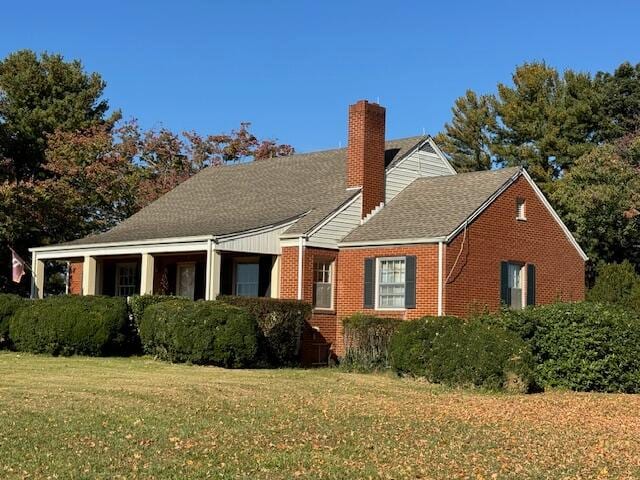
(434, 90, 496, 172)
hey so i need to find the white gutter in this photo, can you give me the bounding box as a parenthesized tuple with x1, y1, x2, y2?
(437, 241, 444, 316)
(29, 235, 216, 253)
(297, 236, 305, 300)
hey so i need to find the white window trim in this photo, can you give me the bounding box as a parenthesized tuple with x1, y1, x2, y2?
(313, 258, 335, 311)
(374, 256, 407, 311)
(115, 262, 137, 298)
(516, 198, 527, 221)
(506, 261, 527, 310)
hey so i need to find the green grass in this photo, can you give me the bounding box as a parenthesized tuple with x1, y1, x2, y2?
(1, 353, 639, 479)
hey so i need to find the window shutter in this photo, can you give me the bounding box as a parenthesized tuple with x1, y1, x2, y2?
(405, 255, 417, 309)
(527, 264, 536, 306)
(500, 261, 511, 306)
(363, 258, 375, 309)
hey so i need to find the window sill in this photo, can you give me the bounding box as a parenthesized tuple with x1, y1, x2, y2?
(516, 217, 527, 222)
(313, 308, 336, 315)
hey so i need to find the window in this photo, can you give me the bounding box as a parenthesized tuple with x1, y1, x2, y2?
(176, 262, 196, 300)
(235, 262, 259, 297)
(516, 198, 526, 220)
(377, 257, 406, 309)
(507, 262, 524, 309)
(115, 262, 137, 297)
(313, 260, 333, 309)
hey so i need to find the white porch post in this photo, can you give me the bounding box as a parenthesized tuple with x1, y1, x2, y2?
(82, 255, 97, 296)
(270, 255, 280, 298)
(205, 241, 221, 300)
(30, 253, 45, 299)
(140, 253, 154, 295)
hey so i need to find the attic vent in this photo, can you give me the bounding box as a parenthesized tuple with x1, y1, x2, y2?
(420, 142, 436, 154)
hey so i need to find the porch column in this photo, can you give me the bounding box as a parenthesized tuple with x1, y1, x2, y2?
(205, 241, 221, 300)
(82, 255, 97, 296)
(270, 255, 280, 298)
(30, 253, 45, 299)
(140, 253, 154, 295)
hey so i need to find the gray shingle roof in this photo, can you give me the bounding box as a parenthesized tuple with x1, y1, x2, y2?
(66, 136, 425, 245)
(341, 167, 522, 244)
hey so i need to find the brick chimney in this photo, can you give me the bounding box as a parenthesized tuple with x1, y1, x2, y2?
(347, 100, 386, 218)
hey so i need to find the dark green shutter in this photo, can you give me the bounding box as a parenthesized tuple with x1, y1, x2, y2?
(405, 255, 416, 309)
(500, 261, 511, 306)
(527, 264, 536, 306)
(364, 258, 375, 308)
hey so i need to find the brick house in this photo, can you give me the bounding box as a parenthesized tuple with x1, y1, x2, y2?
(30, 100, 587, 363)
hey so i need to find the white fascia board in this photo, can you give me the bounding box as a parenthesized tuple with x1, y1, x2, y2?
(521, 169, 589, 261)
(338, 237, 447, 248)
(427, 137, 458, 175)
(34, 240, 211, 260)
(384, 137, 431, 176)
(30, 235, 215, 253)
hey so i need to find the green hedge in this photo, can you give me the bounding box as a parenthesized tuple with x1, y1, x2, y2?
(129, 294, 180, 327)
(139, 299, 259, 367)
(341, 314, 401, 371)
(217, 296, 310, 366)
(390, 316, 534, 392)
(587, 261, 640, 312)
(496, 302, 640, 392)
(9, 295, 131, 356)
(0, 294, 25, 349)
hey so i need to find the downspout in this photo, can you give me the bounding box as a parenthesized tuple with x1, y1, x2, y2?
(297, 236, 305, 300)
(437, 241, 444, 316)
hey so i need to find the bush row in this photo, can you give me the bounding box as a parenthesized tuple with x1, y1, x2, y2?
(1, 294, 307, 368)
(343, 301, 640, 393)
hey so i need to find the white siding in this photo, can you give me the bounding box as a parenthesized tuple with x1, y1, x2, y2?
(217, 224, 291, 255)
(385, 147, 453, 203)
(308, 195, 362, 249)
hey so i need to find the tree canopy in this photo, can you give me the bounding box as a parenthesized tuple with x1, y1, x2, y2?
(0, 50, 293, 294)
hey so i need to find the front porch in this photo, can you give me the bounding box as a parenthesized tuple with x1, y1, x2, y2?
(31, 247, 281, 301)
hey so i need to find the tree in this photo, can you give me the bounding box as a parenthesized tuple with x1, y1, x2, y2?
(0, 50, 115, 182)
(434, 90, 496, 172)
(491, 62, 601, 184)
(552, 136, 640, 274)
(595, 62, 640, 141)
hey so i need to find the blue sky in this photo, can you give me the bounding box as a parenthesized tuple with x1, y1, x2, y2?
(2, 0, 639, 152)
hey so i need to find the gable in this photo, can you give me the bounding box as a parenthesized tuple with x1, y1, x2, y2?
(385, 138, 456, 203)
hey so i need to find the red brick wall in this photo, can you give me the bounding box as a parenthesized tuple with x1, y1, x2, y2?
(444, 176, 585, 317)
(69, 261, 83, 295)
(347, 100, 386, 217)
(280, 245, 339, 364)
(334, 244, 439, 356)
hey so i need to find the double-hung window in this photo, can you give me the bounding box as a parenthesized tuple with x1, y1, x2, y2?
(377, 257, 406, 309)
(313, 259, 333, 309)
(115, 262, 137, 297)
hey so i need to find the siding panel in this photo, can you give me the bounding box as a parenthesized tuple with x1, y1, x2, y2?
(308, 196, 362, 249)
(385, 148, 453, 203)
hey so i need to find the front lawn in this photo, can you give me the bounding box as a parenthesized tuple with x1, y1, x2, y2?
(1, 353, 639, 479)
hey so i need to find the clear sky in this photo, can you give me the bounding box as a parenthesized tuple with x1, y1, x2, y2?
(2, 0, 639, 153)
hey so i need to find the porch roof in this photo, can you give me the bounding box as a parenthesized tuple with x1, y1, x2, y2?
(60, 136, 424, 247)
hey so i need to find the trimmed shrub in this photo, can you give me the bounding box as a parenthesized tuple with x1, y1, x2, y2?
(497, 302, 640, 392)
(129, 294, 180, 327)
(9, 295, 130, 356)
(390, 316, 534, 391)
(342, 314, 401, 370)
(0, 294, 25, 349)
(587, 261, 640, 312)
(217, 296, 310, 366)
(139, 299, 259, 367)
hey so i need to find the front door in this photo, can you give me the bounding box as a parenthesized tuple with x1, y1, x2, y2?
(176, 263, 196, 299)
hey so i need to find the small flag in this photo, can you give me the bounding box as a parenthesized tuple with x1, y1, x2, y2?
(10, 248, 26, 284)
